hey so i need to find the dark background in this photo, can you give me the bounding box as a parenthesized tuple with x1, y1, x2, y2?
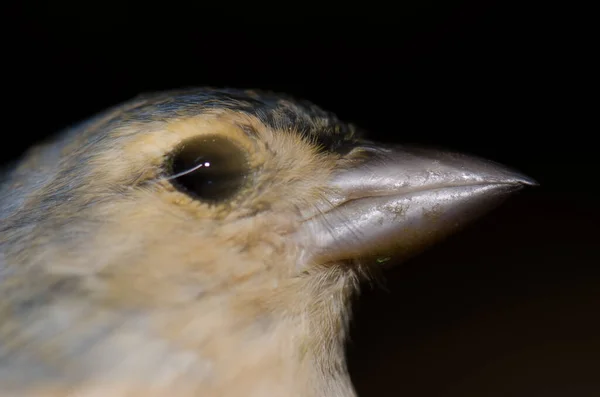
(5, 2, 597, 396)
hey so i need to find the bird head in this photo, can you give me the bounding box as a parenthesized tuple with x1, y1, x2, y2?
(0, 88, 535, 396)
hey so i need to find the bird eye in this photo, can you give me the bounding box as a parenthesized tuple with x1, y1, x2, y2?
(167, 136, 249, 203)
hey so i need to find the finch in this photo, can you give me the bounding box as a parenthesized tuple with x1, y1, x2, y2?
(0, 88, 535, 396)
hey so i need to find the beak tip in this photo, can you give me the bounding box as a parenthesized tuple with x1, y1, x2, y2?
(508, 172, 539, 187)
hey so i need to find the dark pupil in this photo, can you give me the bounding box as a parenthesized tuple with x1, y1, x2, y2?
(169, 136, 248, 202)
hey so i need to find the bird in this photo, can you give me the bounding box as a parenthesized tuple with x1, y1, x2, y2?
(0, 87, 535, 397)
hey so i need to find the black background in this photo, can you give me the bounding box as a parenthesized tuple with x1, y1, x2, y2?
(5, 2, 597, 396)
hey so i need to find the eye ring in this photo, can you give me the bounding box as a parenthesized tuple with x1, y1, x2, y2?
(166, 135, 250, 204)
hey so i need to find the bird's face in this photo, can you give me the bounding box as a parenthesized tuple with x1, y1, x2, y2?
(0, 89, 534, 396)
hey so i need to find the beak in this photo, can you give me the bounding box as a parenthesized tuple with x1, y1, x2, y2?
(295, 142, 537, 270)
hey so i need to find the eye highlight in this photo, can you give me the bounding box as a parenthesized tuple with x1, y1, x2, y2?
(167, 136, 249, 203)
